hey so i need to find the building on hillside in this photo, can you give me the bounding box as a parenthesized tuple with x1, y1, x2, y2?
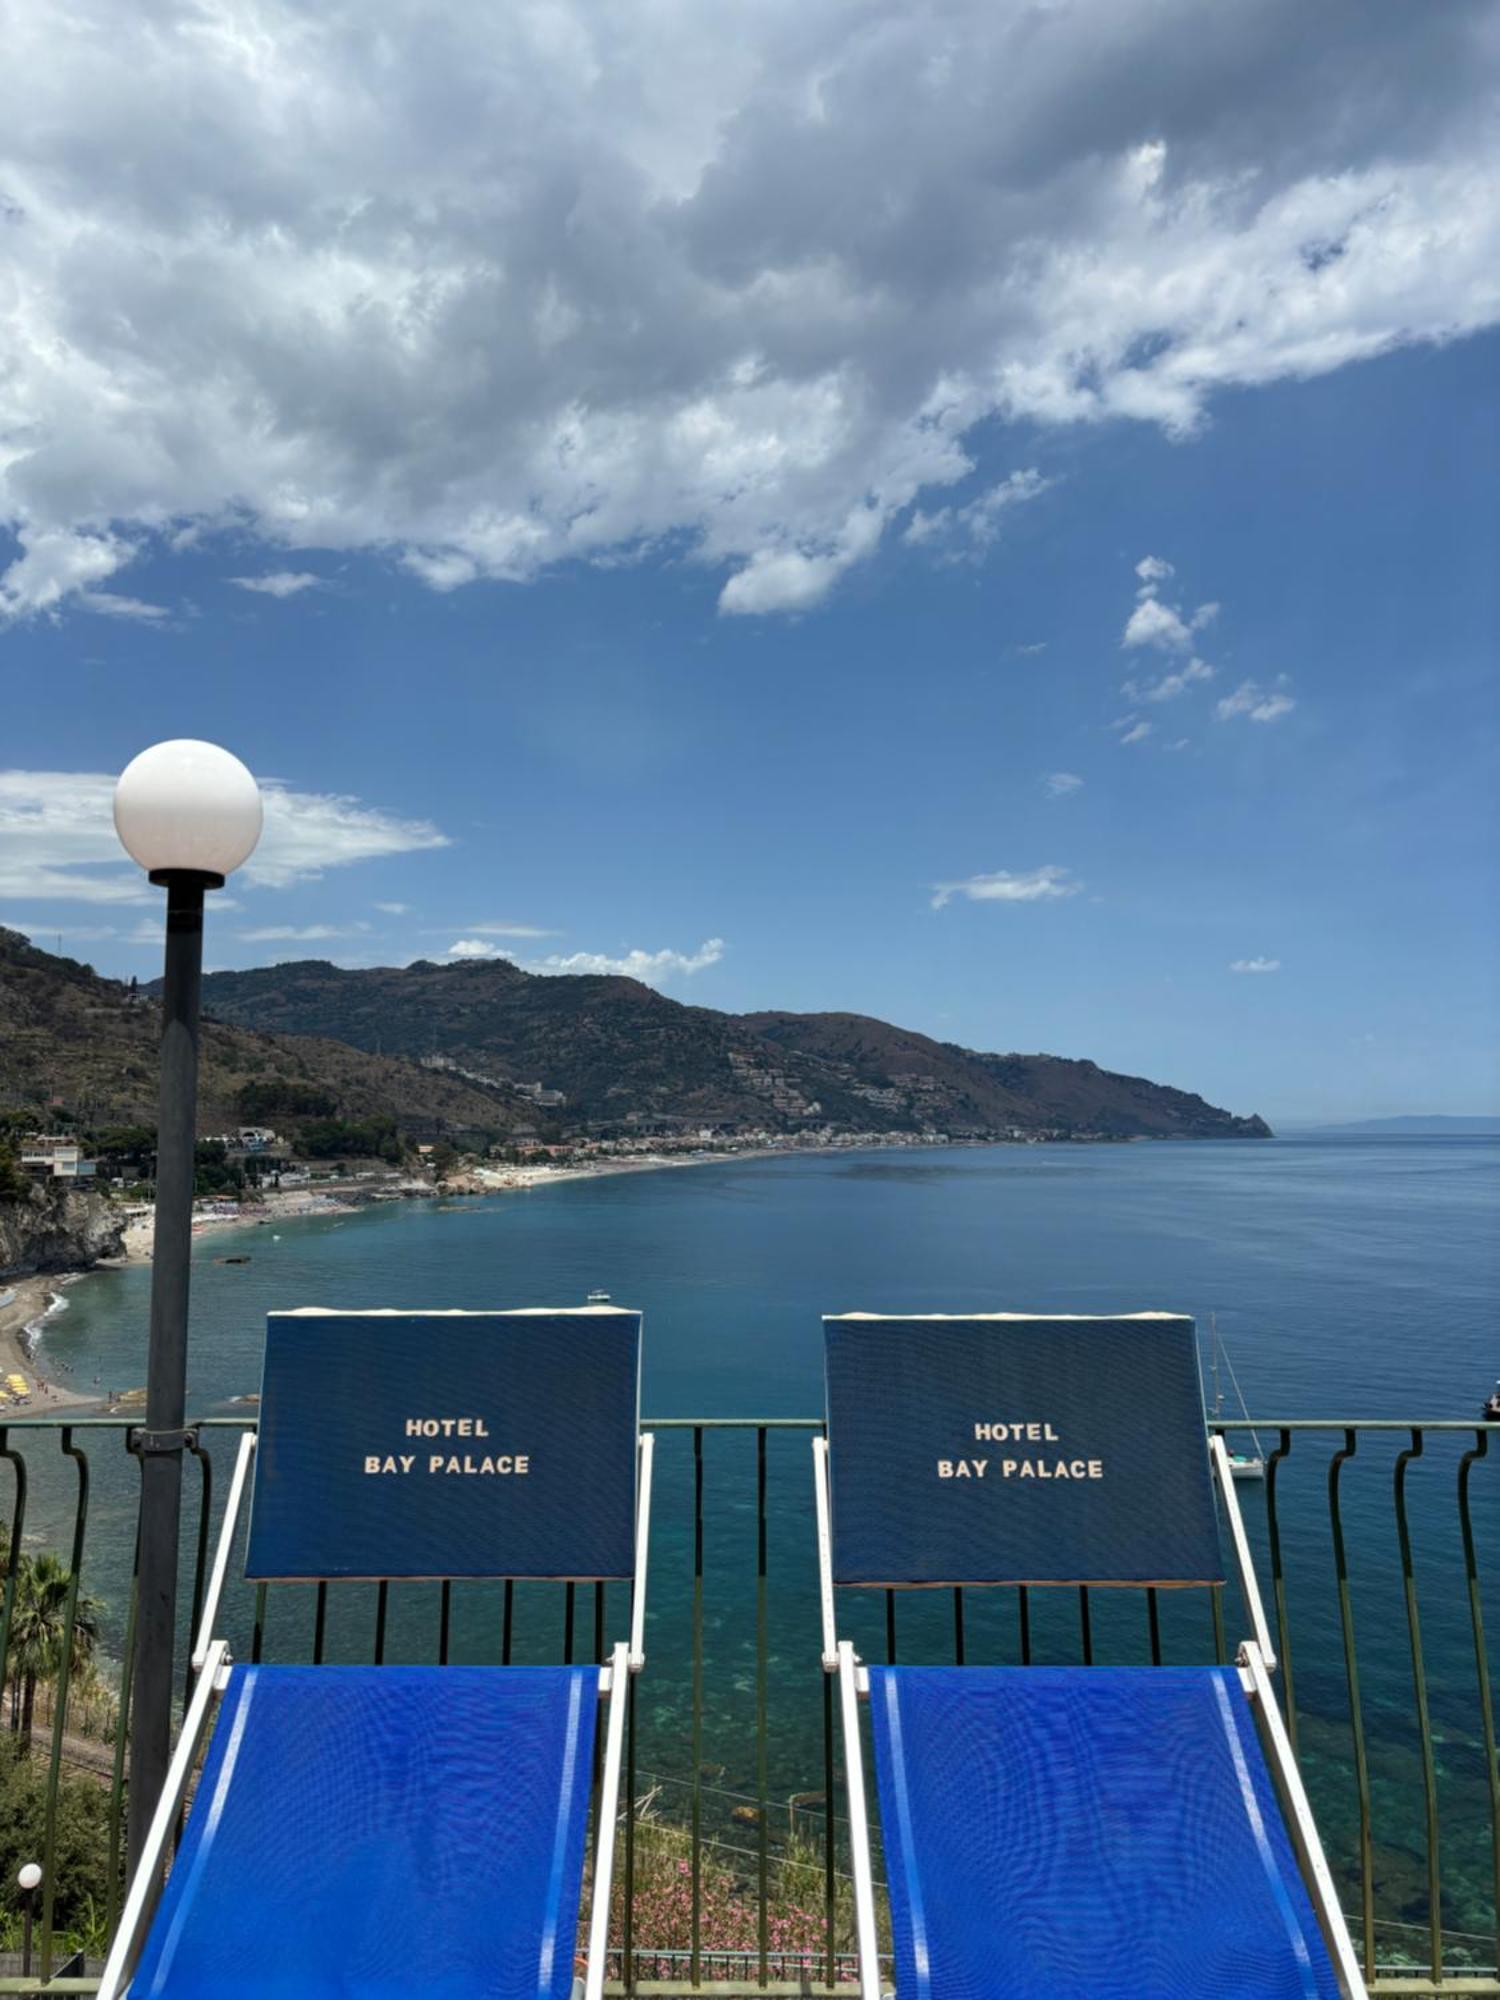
(20, 1136, 98, 1182)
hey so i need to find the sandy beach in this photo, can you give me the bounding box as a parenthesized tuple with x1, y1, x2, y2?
(0, 1271, 98, 1411)
(7, 1147, 808, 1406)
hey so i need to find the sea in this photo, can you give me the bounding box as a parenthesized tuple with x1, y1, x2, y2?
(23, 1135, 1500, 1964)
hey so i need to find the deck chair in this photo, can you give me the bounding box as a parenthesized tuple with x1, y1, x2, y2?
(813, 1312, 1367, 2000)
(101, 1306, 653, 2000)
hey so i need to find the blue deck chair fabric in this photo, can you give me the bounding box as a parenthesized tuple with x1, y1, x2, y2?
(868, 1665, 1343, 2000)
(131, 1664, 598, 2000)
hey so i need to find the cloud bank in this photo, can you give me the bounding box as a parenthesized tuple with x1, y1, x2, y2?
(0, 769, 448, 903)
(0, 0, 1495, 621)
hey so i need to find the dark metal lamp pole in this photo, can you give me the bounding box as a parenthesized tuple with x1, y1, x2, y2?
(113, 742, 263, 1889)
(125, 866, 219, 1878)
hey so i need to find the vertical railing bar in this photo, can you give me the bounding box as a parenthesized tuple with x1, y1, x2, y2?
(440, 1579, 453, 1666)
(502, 1577, 514, 1665)
(251, 1580, 267, 1663)
(691, 1426, 704, 1987)
(1265, 1428, 1297, 1752)
(1329, 1428, 1376, 1978)
(755, 1425, 769, 1987)
(105, 1511, 142, 1938)
(819, 1419, 836, 1991)
(0, 1428, 28, 1713)
(181, 1436, 213, 1707)
(1210, 1582, 1226, 1666)
(374, 1579, 389, 1665)
(593, 1580, 605, 1667)
(172, 1431, 214, 1858)
(822, 1663, 837, 1988)
(1078, 1586, 1093, 1667)
(1394, 1427, 1442, 1984)
(884, 1590, 896, 1664)
(952, 1588, 966, 1666)
(623, 1665, 637, 1991)
(563, 1581, 575, 1666)
(1146, 1586, 1162, 1667)
(1017, 1584, 1030, 1666)
(39, 1428, 89, 1980)
(1457, 1431, 1499, 1975)
(312, 1580, 328, 1665)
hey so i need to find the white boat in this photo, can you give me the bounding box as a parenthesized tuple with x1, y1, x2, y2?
(1209, 1315, 1265, 1479)
(586, 1288, 612, 1304)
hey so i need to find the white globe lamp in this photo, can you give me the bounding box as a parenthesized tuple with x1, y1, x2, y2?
(17, 1863, 42, 1893)
(114, 738, 263, 886)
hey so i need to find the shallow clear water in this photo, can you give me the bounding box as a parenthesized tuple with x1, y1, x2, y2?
(24, 1136, 1500, 1960)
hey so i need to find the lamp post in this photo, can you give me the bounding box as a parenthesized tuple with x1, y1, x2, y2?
(113, 741, 263, 1882)
(17, 1862, 41, 1977)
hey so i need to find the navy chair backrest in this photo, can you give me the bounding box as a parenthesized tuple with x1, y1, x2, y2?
(824, 1313, 1223, 1588)
(246, 1308, 641, 1581)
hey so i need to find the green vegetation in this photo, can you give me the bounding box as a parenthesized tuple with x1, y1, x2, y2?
(0, 1743, 117, 1951)
(235, 1078, 337, 1122)
(295, 1114, 404, 1162)
(3, 1542, 104, 1751)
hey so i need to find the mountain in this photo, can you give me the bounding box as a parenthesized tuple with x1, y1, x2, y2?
(185, 955, 1273, 1141)
(0, 927, 523, 1143)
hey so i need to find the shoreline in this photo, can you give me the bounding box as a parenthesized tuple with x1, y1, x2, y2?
(0, 1273, 98, 1411)
(9, 1136, 1000, 1395)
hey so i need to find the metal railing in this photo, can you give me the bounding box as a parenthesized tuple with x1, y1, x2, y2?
(0, 1414, 1495, 1994)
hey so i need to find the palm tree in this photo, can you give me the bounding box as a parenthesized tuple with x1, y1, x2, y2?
(3, 1552, 102, 1749)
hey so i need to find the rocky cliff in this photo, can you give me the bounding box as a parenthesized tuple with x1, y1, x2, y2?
(0, 1185, 126, 1279)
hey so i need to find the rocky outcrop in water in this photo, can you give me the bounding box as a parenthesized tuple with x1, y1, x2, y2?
(0, 1185, 125, 1279)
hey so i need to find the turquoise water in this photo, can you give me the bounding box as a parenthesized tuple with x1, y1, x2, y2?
(23, 1136, 1500, 1960)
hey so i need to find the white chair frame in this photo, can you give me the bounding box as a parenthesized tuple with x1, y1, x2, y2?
(101, 1427, 655, 2000)
(813, 1430, 1368, 1999)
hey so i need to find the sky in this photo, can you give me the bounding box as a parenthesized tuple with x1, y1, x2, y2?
(1, 0, 1496, 1127)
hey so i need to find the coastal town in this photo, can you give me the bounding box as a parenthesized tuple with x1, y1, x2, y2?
(0, 1106, 1151, 1414)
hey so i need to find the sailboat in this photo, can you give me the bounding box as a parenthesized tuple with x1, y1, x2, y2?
(1209, 1315, 1265, 1479)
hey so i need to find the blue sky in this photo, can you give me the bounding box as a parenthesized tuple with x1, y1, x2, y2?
(1, 1, 1496, 1127)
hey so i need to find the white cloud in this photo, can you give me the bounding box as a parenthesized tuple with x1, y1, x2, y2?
(78, 591, 169, 621)
(447, 938, 509, 959)
(932, 865, 1080, 909)
(0, 768, 448, 902)
(239, 923, 368, 942)
(230, 572, 322, 598)
(1043, 771, 1083, 797)
(1119, 719, 1154, 745)
(0, 527, 130, 620)
(1135, 556, 1174, 587)
(1230, 956, 1282, 973)
(903, 469, 1052, 556)
(1216, 679, 1296, 723)
(0, 3, 1494, 621)
(455, 922, 559, 938)
(1123, 656, 1214, 702)
(524, 938, 726, 984)
(1122, 594, 1217, 653)
(374, 900, 410, 916)
(247, 786, 450, 886)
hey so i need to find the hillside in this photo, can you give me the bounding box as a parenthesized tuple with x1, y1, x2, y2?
(0, 927, 522, 1144)
(186, 955, 1272, 1141)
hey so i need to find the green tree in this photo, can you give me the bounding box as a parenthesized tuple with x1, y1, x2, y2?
(0, 1738, 117, 1941)
(4, 1554, 103, 1749)
(0, 1138, 27, 1200)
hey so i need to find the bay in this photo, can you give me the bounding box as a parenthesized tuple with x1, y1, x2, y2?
(26, 1135, 1500, 1965)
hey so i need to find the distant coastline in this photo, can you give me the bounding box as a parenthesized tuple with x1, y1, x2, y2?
(1292, 1115, 1500, 1137)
